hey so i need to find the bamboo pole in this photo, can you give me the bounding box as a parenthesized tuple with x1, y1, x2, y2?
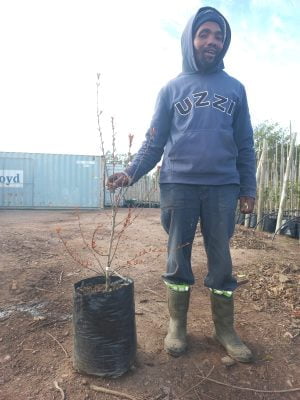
(298, 147, 300, 211)
(256, 144, 264, 188)
(291, 160, 295, 213)
(275, 129, 297, 233)
(280, 141, 284, 196)
(257, 139, 268, 231)
(244, 141, 263, 228)
(271, 159, 277, 212)
(266, 154, 270, 212)
(275, 143, 278, 210)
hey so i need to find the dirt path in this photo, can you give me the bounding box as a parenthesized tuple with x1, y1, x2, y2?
(0, 209, 299, 400)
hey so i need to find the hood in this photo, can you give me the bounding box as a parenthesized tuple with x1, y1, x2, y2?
(181, 6, 231, 74)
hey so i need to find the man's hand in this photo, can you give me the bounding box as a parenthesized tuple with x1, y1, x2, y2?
(106, 172, 130, 190)
(239, 196, 255, 214)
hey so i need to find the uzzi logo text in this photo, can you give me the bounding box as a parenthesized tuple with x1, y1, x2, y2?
(175, 91, 236, 116)
(0, 170, 23, 187)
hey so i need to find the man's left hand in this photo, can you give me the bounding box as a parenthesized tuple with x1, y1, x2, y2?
(239, 196, 255, 214)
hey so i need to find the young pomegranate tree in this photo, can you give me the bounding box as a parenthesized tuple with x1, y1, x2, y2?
(57, 73, 159, 291)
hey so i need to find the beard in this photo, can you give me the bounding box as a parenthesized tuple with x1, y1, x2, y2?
(194, 47, 221, 72)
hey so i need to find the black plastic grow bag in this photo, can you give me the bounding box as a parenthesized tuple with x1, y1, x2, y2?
(281, 218, 299, 238)
(296, 222, 300, 239)
(73, 275, 137, 378)
(249, 213, 257, 228)
(235, 212, 245, 225)
(263, 214, 277, 233)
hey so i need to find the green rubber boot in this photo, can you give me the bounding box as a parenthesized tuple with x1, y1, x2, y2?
(210, 292, 253, 363)
(164, 286, 190, 357)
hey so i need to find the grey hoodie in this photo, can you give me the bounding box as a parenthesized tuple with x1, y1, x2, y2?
(125, 7, 256, 197)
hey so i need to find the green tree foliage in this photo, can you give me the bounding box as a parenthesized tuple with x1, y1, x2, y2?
(253, 121, 300, 170)
(253, 121, 289, 154)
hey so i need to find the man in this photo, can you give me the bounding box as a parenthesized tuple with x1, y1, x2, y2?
(107, 6, 256, 362)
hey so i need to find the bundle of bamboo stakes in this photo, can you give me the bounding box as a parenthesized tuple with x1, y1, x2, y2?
(246, 124, 299, 237)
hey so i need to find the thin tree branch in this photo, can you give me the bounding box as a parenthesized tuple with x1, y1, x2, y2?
(187, 361, 300, 395)
(54, 381, 65, 400)
(76, 212, 105, 274)
(179, 366, 215, 398)
(46, 332, 68, 358)
(90, 384, 138, 400)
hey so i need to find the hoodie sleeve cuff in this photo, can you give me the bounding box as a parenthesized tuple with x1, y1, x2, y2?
(239, 191, 256, 199)
(122, 170, 134, 186)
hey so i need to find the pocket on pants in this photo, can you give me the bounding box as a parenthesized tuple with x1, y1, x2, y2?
(159, 183, 186, 209)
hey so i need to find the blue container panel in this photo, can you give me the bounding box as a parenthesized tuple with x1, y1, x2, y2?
(0, 152, 103, 208)
(0, 156, 34, 207)
(33, 154, 101, 208)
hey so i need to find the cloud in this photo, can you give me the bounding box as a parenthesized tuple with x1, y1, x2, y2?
(271, 15, 284, 30)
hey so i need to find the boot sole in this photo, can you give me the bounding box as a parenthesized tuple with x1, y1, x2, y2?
(164, 341, 187, 357)
(213, 334, 253, 363)
(164, 346, 186, 357)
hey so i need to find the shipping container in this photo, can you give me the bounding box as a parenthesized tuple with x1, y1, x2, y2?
(0, 152, 105, 209)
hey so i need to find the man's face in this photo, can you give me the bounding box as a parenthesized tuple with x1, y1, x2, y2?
(193, 21, 224, 70)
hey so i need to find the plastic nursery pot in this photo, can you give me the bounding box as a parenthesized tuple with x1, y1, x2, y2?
(296, 222, 300, 239)
(262, 214, 277, 233)
(249, 213, 257, 228)
(73, 275, 137, 378)
(281, 218, 298, 239)
(235, 212, 245, 225)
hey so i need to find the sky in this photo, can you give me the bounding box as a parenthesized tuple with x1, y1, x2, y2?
(0, 0, 299, 157)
